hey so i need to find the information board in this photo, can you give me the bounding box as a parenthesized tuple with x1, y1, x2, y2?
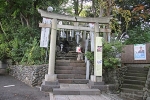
(94, 37, 103, 76)
(134, 44, 146, 60)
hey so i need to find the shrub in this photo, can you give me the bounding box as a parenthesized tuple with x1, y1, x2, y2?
(85, 40, 123, 70)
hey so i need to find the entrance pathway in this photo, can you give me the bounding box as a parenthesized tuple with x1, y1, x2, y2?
(51, 84, 123, 100)
(53, 94, 123, 100)
(0, 75, 49, 100)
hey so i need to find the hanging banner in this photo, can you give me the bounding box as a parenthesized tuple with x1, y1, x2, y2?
(134, 44, 146, 60)
(76, 31, 80, 44)
(89, 23, 94, 51)
(94, 37, 103, 76)
(60, 29, 66, 38)
(40, 18, 51, 48)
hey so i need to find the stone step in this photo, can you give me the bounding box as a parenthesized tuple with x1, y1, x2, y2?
(122, 84, 144, 90)
(125, 72, 147, 77)
(57, 74, 86, 79)
(53, 89, 100, 95)
(0, 68, 6, 74)
(56, 62, 86, 67)
(58, 79, 89, 84)
(88, 84, 107, 91)
(69, 51, 77, 53)
(123, 79, 145, 86)
(56, 57, 76, 60)
(57, 55, 77, 58)
(55, 70, 86, 74)
(55, 66, 86, 70)
(120, 92, 143, 100)
(127, 67, 149, 71)
(124, 76, 147, 81)
(56, 60, 85, 63)
(121, 88, 144, 96)
(127, 69, 148, 73)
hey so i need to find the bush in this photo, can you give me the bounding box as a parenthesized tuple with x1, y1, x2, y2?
(85, 40, 123, 70)
(0, 25, 46, 65)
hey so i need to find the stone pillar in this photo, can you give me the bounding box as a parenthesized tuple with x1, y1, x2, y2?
(41, 19, 60, 92)
(48, 18, 57, 76)
(45, 18, 57, 81)
(88, 22, 106, 91)
(93, 22, 102, 82)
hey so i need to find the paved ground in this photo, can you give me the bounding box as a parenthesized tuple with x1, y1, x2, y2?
(53, 95, 123, 100)
(0, 75, 123, 100)
(51, 84, 123, 100)
(0, 75, 49, 100)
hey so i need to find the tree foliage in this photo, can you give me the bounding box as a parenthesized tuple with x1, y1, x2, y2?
(125, 27, 150, 45)
(0, 0, 67, 65)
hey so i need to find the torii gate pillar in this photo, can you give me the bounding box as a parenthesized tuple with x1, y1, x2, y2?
(45, 18, 58, 82)
(41, 18, 60, 92)
(90, 22, 103, 82)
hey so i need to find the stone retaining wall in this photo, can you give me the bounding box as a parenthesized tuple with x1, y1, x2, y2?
(9, 64, 48, 86)
(103, 66, 127, 90)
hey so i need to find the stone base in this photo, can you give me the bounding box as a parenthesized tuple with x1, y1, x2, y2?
(45, 74, 57, 81)
(88, 80, 117, 92)
(40, 80, 60, 92)
(89, 80, 104, 85)
(88, 80, 107, 91)
(53, 89, 100, 95)
(90, 75, 102, 82)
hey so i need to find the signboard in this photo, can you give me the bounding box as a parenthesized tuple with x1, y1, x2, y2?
(94, 37, 103, 76)
(40, 18, 51, 48)
(134, 44, 146, 60)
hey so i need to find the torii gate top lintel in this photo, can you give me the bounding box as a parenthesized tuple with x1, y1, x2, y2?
(38, 9, 112, 24)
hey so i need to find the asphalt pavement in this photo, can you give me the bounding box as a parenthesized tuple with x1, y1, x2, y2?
(0, 75, 49, 100)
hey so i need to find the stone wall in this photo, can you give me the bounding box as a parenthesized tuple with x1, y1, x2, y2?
(103, 66, 127, 90)
(9, 64, 48, 86)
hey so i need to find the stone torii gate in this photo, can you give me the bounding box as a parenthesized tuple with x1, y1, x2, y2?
(38, 9, 112, 91)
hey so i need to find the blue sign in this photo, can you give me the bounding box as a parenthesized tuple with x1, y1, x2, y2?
(134, 44, 146, 60)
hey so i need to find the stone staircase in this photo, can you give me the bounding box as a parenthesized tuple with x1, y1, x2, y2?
(121, 66, 149, 100)
(42, 52, 121, 95)
(53, 51, 101, 95)
(55, 60, 89, 84)
(56, 51, 77, 60)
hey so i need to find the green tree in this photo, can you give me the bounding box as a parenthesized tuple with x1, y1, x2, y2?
(125, 27, 150, 45)
(0, 0, 67, 64)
